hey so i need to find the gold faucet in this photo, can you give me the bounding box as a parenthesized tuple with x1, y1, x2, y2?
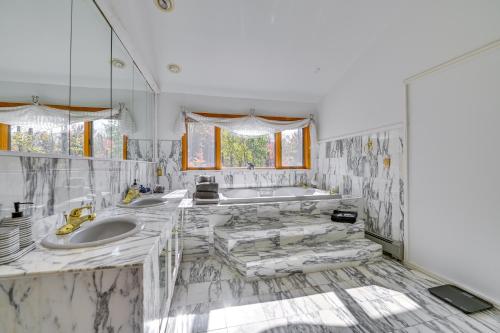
(56, 204, 96, 235)
(122, 188, 141, 204)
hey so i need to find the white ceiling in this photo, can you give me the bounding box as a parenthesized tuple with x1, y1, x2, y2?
(103, 0, 406, 103)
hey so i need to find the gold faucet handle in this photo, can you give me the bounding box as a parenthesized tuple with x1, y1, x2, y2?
(69, 204, 93, 217)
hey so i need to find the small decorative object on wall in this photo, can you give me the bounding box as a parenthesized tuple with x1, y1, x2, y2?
(366, 138, 374, 153)
(156, 166, 163, 176)
(383, 156, 391, 169)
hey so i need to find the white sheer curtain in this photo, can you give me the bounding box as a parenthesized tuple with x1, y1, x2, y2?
(0, 102, 136, 135)
(174, 109, 319, 181)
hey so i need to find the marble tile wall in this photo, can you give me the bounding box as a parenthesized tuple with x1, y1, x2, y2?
(127, 138, 154, 162)
(317, 127, 405, 242)
(0, 154, 157, 240)
(157, 140, 313, 194)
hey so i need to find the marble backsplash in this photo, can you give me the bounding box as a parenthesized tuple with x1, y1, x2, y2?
(317, 127, 405, 242)
(157, 140, 313, 194)
(0, 154, 157, 240)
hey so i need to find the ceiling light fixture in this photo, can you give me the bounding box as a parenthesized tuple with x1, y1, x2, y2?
(155, 0, 175, 12)
(111, 58, 126, 69)
(168, 63, 181, 74)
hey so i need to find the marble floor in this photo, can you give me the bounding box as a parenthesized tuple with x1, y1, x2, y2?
(167, 256, 499, 333)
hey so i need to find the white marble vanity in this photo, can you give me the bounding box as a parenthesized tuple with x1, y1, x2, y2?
(0, 197, 184, 333)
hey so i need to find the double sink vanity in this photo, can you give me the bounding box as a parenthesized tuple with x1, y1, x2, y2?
(0, 191, 186, 333)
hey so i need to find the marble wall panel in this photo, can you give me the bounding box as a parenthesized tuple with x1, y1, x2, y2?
(127, 139, 154, 162)
(318, 128, 404, 242)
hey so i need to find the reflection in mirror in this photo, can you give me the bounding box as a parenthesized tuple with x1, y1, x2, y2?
(70, 0, 112, 158)
(0, 0, 71, 154)
(111, 32, 134, 160)
(127, 65, 154, 161)
(0, 0, 155, 161)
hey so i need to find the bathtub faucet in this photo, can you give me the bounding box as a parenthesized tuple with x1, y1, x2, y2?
(247, 162, 255, 170)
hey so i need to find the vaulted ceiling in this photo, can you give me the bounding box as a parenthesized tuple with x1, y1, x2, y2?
(101, 0, 406, 102)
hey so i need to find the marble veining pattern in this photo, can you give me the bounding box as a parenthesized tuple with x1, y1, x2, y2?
(0, 202, 177, 278)
(318, 128, 404, 242)
(215, 218, 365, 253)
(0, 200, 182, 333)
(181, 197, 363, 257)
(216, 238, 383, 279)
(166, 256, 499, 333)
(0, 267, 144, 333)
(128, 138, 154, 162)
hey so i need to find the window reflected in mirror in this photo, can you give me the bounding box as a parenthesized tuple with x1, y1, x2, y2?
(0, 0, 155, 162)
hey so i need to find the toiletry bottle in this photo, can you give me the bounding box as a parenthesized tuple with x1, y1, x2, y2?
(11, 202, 33, 218)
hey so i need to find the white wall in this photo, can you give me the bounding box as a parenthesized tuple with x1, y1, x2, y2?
(407, 44, 500, 305)
(157, 92, 317, 140)
(317, 0, 500, 140)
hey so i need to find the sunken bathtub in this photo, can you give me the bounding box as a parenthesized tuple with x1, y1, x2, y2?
(218, 186, 340, 204)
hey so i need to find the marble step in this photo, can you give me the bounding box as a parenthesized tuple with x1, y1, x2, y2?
(215, 238, 383, 279)
(214, 216, 364, 253)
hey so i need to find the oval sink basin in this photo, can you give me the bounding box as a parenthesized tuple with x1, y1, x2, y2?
(116, 196, 167, 209)
(41, 215, 143, 249)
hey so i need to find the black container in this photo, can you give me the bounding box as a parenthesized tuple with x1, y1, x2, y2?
(331, 210, 357, 223)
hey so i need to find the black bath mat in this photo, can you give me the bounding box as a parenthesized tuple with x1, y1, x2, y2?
(428, 284, 493, 314)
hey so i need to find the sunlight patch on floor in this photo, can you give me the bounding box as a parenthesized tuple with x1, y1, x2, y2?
(347, 285, 421, 320)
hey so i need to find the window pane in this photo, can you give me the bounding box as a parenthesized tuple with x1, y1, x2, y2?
(281, 128, 303, 167)
(10, 124, 68, 154)
(110, 119, 124, 159)
(221, 129, 275, 168)
(69, 122, 85, 156)
(187, 122, 215, 168)
(93, 119, 112, 159)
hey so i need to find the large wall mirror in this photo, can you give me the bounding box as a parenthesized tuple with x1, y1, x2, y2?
(0, 0, 155, 162)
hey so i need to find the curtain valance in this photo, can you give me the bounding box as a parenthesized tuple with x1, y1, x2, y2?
(175, 110, 314, 137)
(0, 102, 136, 135)
(174, 109, 319, 184)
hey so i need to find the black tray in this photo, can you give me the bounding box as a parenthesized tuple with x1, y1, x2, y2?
(331, 210, 357, 223)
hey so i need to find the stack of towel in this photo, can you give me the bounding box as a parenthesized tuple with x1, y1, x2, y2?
(193, 175, 219, 205)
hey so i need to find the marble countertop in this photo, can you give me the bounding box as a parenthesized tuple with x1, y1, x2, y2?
(0, 193, 185, 279)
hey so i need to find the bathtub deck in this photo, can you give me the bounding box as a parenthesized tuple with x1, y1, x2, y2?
(216, 238, 382, 279)
(215, 216, 364, 253)
(214, 217, 383, 279)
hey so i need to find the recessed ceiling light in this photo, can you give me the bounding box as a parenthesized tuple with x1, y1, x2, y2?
(168, 63, 181, 74)
(111, 58, 126, 69)
(155, 0, 174, 12)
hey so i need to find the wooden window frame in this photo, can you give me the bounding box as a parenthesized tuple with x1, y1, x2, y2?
(182, 112, 311, 171)
(0, 101, 127, 159)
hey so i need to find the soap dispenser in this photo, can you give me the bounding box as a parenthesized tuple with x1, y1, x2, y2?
(11, 202, 33, 218)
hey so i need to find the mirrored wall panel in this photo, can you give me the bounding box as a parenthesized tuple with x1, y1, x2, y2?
(0, 0, 155, 162)
(70, 0, 112, 158)
(0, 0, 71, 155)
(127, 65, 155, 161)
(111, 32, 134, 160)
